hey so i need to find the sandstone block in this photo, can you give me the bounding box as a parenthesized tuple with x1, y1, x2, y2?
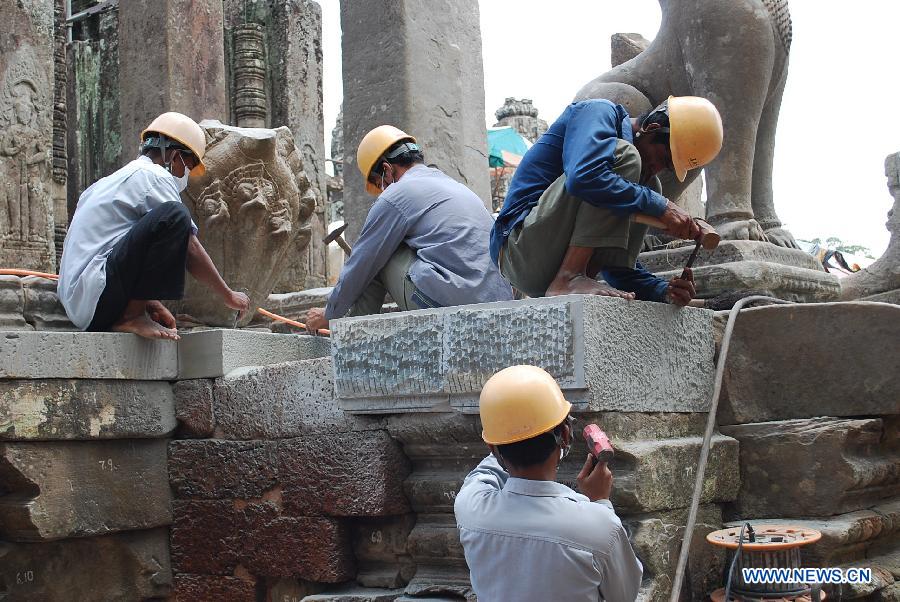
(353, 515, 417, 588)
(720, 302, 900, 423)
(209, 358, 383, 439)
(301, 587, 405, 602)
(171, 500, 355, 582)
(0, 332, 177, 380)
(173, 379, 214, 438)
(0, 440, 171, 540)
(21, 276, 72, 330)
(332, 296, 714, 414)
(177, 329, 329, 379)
(722, 417, 899, 517)
(172, 574, 256, 602)
(0, 379, 175, 440)
(640, 240, 826, 274)
(654, 260, 841, 303)
(256, 288, 332, 325)
(0, 277, 29, 331)
(0, 528, 171, 601)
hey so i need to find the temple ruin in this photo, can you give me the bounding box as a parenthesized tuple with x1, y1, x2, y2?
(0, 1, 898, 601)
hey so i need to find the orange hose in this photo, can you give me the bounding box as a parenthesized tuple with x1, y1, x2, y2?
(0, 269, 59, 280)
(257, 307, 331, 336)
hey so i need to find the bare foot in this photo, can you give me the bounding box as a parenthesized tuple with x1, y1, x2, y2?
(146, 300, 177, 329)
(112, 313, 180, 340)
(546, 275, 635, 299)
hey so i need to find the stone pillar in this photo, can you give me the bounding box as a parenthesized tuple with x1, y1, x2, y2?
(231, 23, 267, 128)
(0, 0, 57, 272)
(118, 0, 228, 162)
(51, 0, 67, 265)
(341, 0, 491, 242)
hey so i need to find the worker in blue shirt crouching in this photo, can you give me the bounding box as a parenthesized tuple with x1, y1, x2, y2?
(490, 96, 723, 305)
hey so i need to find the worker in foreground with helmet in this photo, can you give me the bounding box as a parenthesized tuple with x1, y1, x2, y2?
(58, 112, 250, 340)
(304, 125, 512, 332)
(455, 365, 643, 602)
(491, 96, 723, 306)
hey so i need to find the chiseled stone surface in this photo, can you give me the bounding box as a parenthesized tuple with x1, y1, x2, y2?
(639, 239, 825, 273)
(720, 302, 900, 424)
(341, 0, 491, 243)
(653, 260, 841, 302)
(176, 328, 329, 379)
(0, 331, 177, 380)
(0, 440, 171, 540)
(21, 276, 72, 331)
(722, 417, 900, 518)
(0, 379, 175, 440)
(0, 528, 172, 601)
(332, 296, 714, 414)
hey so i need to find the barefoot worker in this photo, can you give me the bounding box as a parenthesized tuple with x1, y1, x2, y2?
(490, 96, 722, 305)
(58, 112, 250, 340)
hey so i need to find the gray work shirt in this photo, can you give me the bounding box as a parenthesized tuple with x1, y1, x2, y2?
(454, 455, 643, 602)
(325, 164, 513, 319)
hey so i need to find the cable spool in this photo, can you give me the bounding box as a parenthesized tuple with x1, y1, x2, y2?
(707, 525, 824, 601)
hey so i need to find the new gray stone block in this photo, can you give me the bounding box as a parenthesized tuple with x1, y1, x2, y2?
(0, 379, 176, 440)
(0, 528, 172, 601)
(0, 332, 177, 380)
(331, 296, 715, 414)
(177, 329, 330, 379)
(0, 440, 172, 541)
(720, 302, 900, 423)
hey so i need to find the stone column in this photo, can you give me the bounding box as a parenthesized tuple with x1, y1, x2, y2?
(341, 0, 491, 242)
(0, 0, 57, 272)
(231, 23, 267, 128)
(51, 0, 67, 265)
(118, 0, 228, 162)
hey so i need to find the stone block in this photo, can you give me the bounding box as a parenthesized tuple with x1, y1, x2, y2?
(255, 288, 332, 324)
(177, 329, 329, 379)
(209, 358, 383, 439)
(341, 0, 491, 244)
(720, 302, 900, 423)
(171, 500, 355, 581)
(173, 379, 215, 438)
(169, 439, 280, 500)
(172, 574, 256, 602)
(404, 514, 473, 601)
(0, 277, 29, 331)
(352, 515, 417, 588)
(640, 240, 825, 274)
(722, 418, 900, 518)
(21, 276, 72, 330)
(0, 440, 171, 540)
(655, 260, 841, 303)
(332, 296, 715, 414)
(0, 379, 176, 440)
(624, 504, 726, 602)
(0, 528, 171, 601)
(301, 587, 405, 602)
(0, 331, 177, 380)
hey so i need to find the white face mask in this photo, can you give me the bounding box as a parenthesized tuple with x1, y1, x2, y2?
(173, 152, 190, 193)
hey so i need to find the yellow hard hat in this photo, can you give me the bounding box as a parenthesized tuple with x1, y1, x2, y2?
(141, 112, 208, 176)
(357, 125, 417, 196)
(668, 96, 723, 182)
(479, 365, 572, 445)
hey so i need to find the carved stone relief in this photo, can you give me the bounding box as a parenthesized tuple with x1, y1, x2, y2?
(172, 122, 316, 326)
(0, 42, 56, 271)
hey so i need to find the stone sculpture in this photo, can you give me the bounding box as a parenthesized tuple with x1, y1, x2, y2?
(839, 153, 900, 303)
(576, 0, 796, 247)
(493, 98, 548, 144)
(174, 122, 316, 326)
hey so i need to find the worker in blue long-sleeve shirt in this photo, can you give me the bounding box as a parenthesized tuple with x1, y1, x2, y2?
(304, 125, 513, 332)
(490, 96, 723, 305)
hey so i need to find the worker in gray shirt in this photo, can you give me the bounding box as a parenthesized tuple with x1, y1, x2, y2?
(305, 125, 512, 332)
(455, 365, 643, 602)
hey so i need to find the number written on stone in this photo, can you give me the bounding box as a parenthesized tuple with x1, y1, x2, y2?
(16, 571, 35, 584)
(98, 459, 116, 471)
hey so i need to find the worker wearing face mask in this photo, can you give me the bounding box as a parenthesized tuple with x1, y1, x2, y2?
(58, 112, 250, 340)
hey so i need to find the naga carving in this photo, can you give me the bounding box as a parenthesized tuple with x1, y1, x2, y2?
(175, 122, 316, 326)
(576, 0, 797, 247)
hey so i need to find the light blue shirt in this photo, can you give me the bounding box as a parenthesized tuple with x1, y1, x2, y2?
(325, 164, 513, 319)
(58, 156, 196, 329)
(454, 454, 643, 602)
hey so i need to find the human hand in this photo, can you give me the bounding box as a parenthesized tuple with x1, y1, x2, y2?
(305, 307, 329, 334)
(224, 290, 251, 319)
(576, 453, 613, 502)
(666, 267, 696, 306)
(660, 201, 701, 240)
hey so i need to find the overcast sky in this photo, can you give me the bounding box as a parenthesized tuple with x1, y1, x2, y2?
(320, 1, 900, 256)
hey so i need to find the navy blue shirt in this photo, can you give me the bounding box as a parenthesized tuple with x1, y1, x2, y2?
(490, 99, 670, 302)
